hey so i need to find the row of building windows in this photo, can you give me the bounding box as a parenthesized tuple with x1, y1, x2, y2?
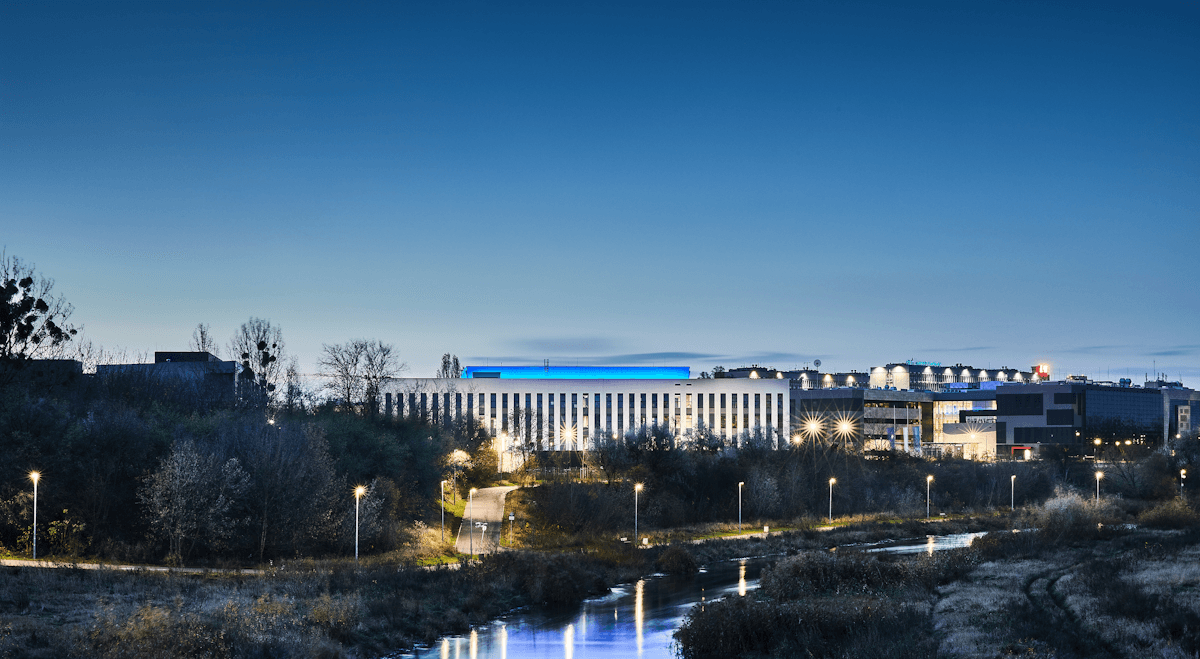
(384, 390, 785, 445)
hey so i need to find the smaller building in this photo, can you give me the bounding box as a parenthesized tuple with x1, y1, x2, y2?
(96, 351, 239, 394)
(995, 379, 1200, 457)
(869, 361, 1044, 391)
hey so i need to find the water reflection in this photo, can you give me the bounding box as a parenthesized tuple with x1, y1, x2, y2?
(403, 558, 766, 659)
(400, 532, 990, 659)
(635, 579, 644, 655)
(865, 531, 988, 555)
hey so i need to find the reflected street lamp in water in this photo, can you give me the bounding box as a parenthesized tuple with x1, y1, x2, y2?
(29, 472, 39, 560)
(634, 483, 643, 544)
(1095, 471, 1103, 503)
(828, 478, 836, 523)
(354, 485, 366, 562)
(737, 481, 744, 532)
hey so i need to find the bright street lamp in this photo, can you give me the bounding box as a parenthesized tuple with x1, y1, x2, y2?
(634, 483, 643, 544)
(1010, 475, 1016, 511)
(468, 488, 478, 556)
(1181, 469, 1187, 499)
(29, 472, 39, 560)
(828, 478, 836, 523)
(737, 481, 744, 532)
(926, 475, 933, 519)
(354, 485, 366, 562)
(1095, 471, 1103, 503)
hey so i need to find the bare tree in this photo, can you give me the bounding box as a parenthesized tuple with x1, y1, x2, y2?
(229, 318, 286, 402)
(138, 439, 250, 565)
(319, 341, 365, 409)
(436, 353, 461, 378)
(0, 250, 78, 363)
(363, 341, 404, 413)
(190, 323, 219, 356)
(319, 339, 405, 413)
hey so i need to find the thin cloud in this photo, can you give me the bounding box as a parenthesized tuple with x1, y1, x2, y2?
(1061, 345, 1132, 354)
(717, 352, 822, 367)
(507, 337, 619, 353)
(595, 352, 721, 364)
(1146, 345, 1200, 357)
(918, 346, 995, 353)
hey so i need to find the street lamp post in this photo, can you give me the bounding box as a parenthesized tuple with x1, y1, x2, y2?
(440, 480, 448, 542)
(1181, 469, 1187, 499)
(509, 512, 515, 546)
(1010, 475, 1016, 511)
(635, 483, 643, 544)
(468, 488, 478, 556)
(1095, 471, 1103, 503)
(828, 478, 836, 523)
(926, 475, 933, 519)
(737, 481, 744, 532)
(29, 472, 39, 560)
(354, 485, 366, 562)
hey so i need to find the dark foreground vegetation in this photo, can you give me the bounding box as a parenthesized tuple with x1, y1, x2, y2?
(677, 495, 1200, 659)
(0, 548, 649, 658)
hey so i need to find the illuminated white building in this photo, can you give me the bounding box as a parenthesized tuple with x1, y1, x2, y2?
(382, 366, 789, 469)
(869, 362, 1045, 390)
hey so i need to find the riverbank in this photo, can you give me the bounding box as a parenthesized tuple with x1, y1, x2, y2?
(0, 511, 1021, 658)
(676, 496, 1200, 658)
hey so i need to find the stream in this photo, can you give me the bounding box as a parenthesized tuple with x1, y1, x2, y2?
(396, 531, 985, 659)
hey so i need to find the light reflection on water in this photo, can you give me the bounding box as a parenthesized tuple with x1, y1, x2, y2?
(864, 531, 988, 555)
(402, 531, 988, 659)
(402, 558, 764, 659)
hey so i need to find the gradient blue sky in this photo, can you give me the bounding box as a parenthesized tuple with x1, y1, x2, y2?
(2, 1, 1197, 384)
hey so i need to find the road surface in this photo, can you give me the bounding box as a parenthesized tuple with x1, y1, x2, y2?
(456, 485, 519, 555)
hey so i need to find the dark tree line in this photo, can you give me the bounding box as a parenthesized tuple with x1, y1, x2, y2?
(0, 360, 493, 564)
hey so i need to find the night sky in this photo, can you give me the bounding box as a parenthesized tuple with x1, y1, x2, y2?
(2, 1, 1197, 384)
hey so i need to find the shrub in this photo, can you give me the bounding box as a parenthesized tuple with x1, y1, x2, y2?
(760, 549, 976, 600)
(655, 546, 699, 575)
(1137, 499, 1200, 530)
(675, 595, 934, 659)
(1023, 486, 1116, 545)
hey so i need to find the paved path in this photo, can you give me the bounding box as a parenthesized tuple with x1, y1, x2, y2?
(456, 485, 519, 555)
(0, 558, 261, 574)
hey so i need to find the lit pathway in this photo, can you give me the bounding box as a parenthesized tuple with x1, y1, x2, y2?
(455, 485, 519, 555)
(0, 558, 261, 574)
